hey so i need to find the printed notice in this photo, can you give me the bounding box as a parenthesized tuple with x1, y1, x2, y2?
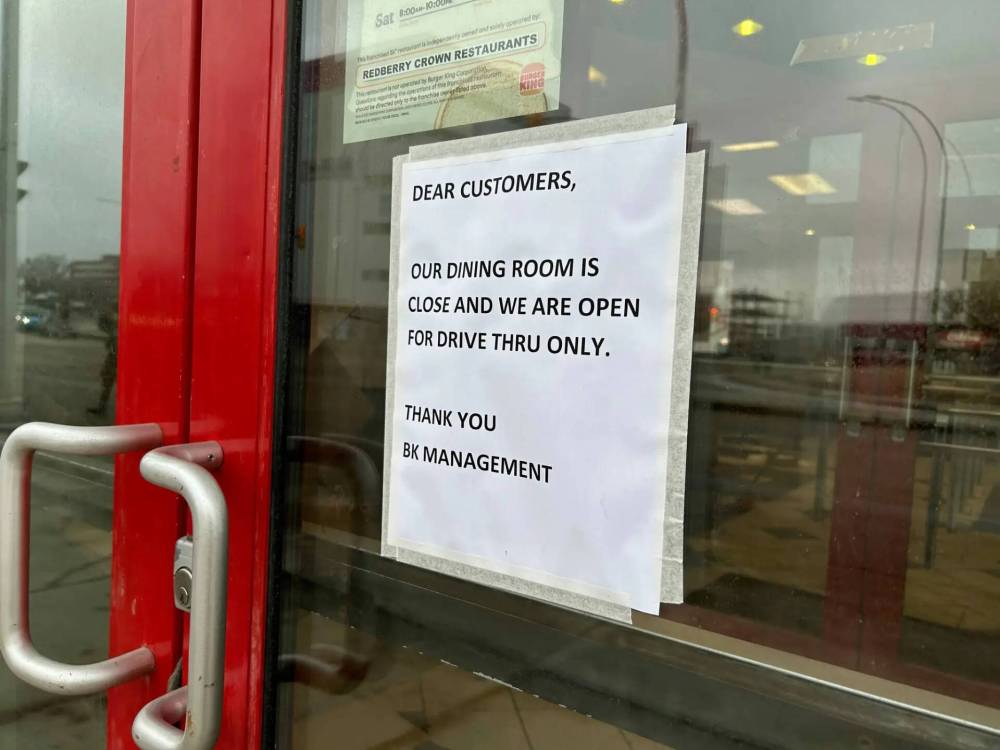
(344, 0, 564, 144)
(385, 125, 689, 614)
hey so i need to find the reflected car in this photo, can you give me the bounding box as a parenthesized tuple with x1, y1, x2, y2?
(14, 306, 51, 333)
(14, 306, 75, 337)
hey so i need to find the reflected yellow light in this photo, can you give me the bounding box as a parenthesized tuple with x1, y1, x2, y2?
(733, 18, 764, 37)
(966, 223, 977, 231)
(721, 140, 780, 153)
(608, 0, 627, 4)
(587, 66, 608, 86)
(804, 229, 816, 236)
(858, 53, 887, 67)
(708, 198, 765, 216)
(768, 173, 837, 196)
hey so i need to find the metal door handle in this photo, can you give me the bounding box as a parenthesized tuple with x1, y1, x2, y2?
(132, 442, 227, 750)
(0, 422, 161, 693)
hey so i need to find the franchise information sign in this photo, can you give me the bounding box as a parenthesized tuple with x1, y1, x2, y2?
(384, 123, 691, 616)
(343, 0, 564, 144)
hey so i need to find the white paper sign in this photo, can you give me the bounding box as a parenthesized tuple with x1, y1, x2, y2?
(386, 125, 688, 614)
(343, 0, 564, 144)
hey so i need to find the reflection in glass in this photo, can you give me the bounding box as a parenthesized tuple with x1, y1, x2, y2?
(0, 0, 124, 745)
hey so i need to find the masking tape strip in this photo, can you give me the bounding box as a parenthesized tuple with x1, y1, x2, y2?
(382, 153, 408, 563)
(407, 105, 675, 163)
(395, 539, 632, 621)
(383, 106, 695, 623)
(395, 548, 632, 623)
(662, 150, 706, 603)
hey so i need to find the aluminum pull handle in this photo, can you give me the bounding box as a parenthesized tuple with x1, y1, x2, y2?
(132, 442, 227, 750)
(0, 422, 161, 694)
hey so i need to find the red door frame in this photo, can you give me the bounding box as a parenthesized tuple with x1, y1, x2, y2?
(107, 0, 289, 746)
(185, 0, 288, 746)
(108, 1, 202, 747)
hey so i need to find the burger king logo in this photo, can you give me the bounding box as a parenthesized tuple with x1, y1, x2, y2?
(520, 63, 545, 96)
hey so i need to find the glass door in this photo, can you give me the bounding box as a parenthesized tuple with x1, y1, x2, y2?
(260, 1, 1000, 748)
(1, 0, 202, 746)
(180, 0, 1000, 747)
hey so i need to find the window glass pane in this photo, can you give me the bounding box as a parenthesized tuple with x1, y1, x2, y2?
(0, 0, 124, 744)
(272, 1, 1000, 746)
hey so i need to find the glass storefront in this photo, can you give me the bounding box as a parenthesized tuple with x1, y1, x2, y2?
(262, 0, 1000, 747)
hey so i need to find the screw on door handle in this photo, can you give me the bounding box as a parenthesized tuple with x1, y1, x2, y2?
(132, 442, 227, 750)
(0, 423, 162, 695)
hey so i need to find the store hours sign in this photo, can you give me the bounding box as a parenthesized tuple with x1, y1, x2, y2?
(384, 123, 691, 617)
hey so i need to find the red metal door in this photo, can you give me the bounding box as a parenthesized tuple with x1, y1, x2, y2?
(100, 0, 286, 745)
(154, 1, 289, 747)
(105, 1, 202, 747)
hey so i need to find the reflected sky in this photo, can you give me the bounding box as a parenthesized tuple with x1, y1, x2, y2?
(8, 0, 124, 262)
